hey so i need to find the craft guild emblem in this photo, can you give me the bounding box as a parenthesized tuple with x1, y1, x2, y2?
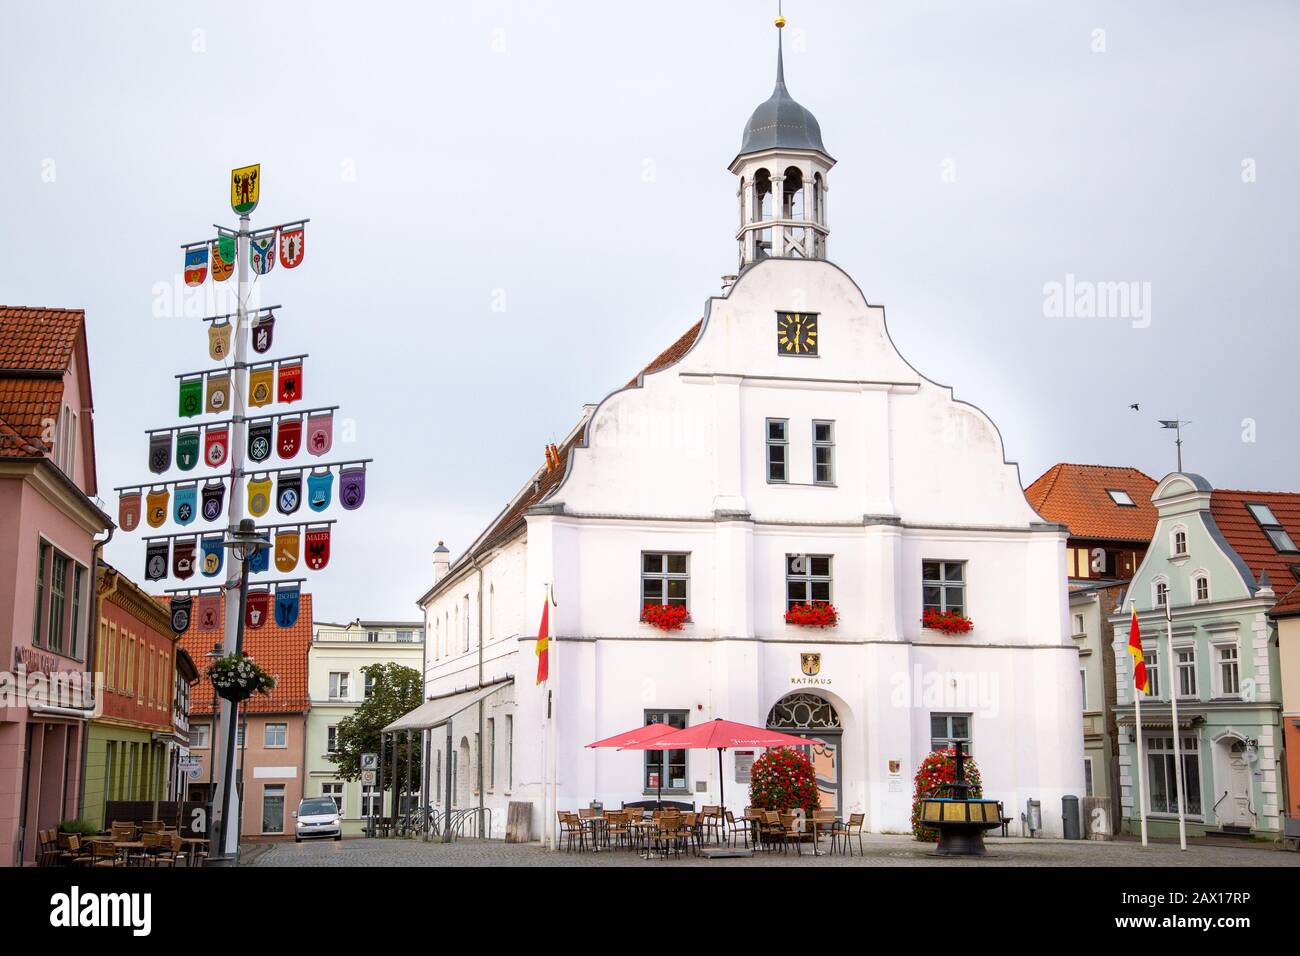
(800, 652, 821, 677)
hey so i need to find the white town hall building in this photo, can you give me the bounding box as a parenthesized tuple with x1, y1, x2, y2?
(408, 23, 1083, 843)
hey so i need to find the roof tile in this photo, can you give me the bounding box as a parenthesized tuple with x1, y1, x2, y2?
(1025, 463, 1158, 542)
(1209, 489, 1300, 609)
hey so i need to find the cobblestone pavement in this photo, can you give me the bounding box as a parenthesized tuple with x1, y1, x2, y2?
(247, 833, 1300, 867)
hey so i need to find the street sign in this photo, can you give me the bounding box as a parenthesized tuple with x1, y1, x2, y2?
(361, 753, 379, 771)
(361, 770, 376, 786)
(187, 766, 203, 780)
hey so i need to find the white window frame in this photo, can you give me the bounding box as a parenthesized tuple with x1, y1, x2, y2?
(1145, 646, 1161, 699)
(766, 418, 789, 483)
(1080, 667, 1089, 710)
(328, 671, 350, 700)
(922, 561, 967, 616)
(321, 781, 344, 815)
(1192, 570, 1210, 603)
(929, 713, 972, 754)
(1152, 576, 1169, 608)
(190, 723, 210, 749)
(640, 551, 690, 612)
(326, 724, 339, 753)
(1213, 641, 1241, 699)
(264, 722, 287, 749)
(785, 553, 833, 612)
(1083, 756, 1095, 797)
(812, 420, 835, 485)
(1170, 525, 1189, 557)
(1174, 645, 1197, 700)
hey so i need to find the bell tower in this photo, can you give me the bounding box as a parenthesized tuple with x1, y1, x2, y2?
(730, 15, 834, 270)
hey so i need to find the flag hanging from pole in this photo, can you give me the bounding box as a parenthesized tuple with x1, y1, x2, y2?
(535, 592, 550, 685)
(1128, 605, 1149, 694)
(184, 246, 208, 286)
(211, 239, 234, 282)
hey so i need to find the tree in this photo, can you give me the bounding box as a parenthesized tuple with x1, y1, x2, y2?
(329, 662, 423, 796)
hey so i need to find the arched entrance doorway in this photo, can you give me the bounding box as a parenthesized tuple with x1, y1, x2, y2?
(767, 692, 842, 812)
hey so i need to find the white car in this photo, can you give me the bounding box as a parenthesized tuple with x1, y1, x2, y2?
(294, 797, 343, 842)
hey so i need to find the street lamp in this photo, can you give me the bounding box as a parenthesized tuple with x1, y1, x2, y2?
(209, 518, 269, 866)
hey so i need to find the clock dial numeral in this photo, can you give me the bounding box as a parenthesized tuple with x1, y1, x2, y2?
(776, 311, 818, 356)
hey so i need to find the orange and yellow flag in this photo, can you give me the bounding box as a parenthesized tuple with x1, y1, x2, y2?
(1128, 606, 1149, 694)
(535, 595, 550, 685)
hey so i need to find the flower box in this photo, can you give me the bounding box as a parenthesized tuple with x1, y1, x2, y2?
(922, 609, 973, 635)
(206, 652, 276, 702)
(784, 602, 839, 628)
(641, 603, 690, 631)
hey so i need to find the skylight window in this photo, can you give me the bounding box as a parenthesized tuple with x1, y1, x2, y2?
(1247, 503, 1278, 525)
(1246, 502, 1298, 554)
(1107, 489, 1136, 507)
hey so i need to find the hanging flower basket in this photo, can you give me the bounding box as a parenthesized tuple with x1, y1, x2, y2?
(206, 652, 276, 702)
(922, 609, 973, 634)
(785, 602, 839, 628)
(640, 603, 690, 631)
(911, 748, 984, 842)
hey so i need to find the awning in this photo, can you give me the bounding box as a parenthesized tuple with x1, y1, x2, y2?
(1116, 711, 1202, 730)
(383, 680, 512, 734)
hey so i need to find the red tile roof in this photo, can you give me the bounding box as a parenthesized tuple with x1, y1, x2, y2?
(179, 592, 314, 715)
(435, 322, 703, 587)
(1209, 489, 1300, 612)
(0, 306, 83, 370)
(1025, 463, 1158, 543)
(0, 377, 62, 458)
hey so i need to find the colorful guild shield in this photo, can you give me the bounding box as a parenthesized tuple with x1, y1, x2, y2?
(252, 314, 275, 354)
(173, 484, 197, 526)
(277, 361, 302, 403)
(279, 226, 305, 269)
(205, 425, 229, 467)
(274, 585, 301, 628)
(145, 540, 169, 582)
(276, 472, 302, 515)
(118, 491, 141, 532)
(249, 366, 274, 407)
(231, 163, 260, 215)
(305, 526, 331, 570)
(169, 596, 193, 636)
(248, 421, 273, 463)
(201, 480, 226, 522)
(307, 469, 333, 512)
(146, 487, 169, 528)
(247, 475, 272, 517)
(179, 377, 203, 418)
(274, 529, 300, 573)
(210, 239, 234, 282)
(277, 416, 302, 459)
(201, 536, 224, 577)
(206, 372, 230, 414)
(250, 235, 275, 275)
(197, 594, 221, 630)
(208, 321, 232, 360)
(340, 466, 366, 511)
(248, 543, 269, 574)
(306, 411, 333, 457)
(184, 246, 208, 286)
(245, 591, 270, 629)
(173, 537, 196, 580)
(148, 432, 172, 475)
(176, 430, 200, 471)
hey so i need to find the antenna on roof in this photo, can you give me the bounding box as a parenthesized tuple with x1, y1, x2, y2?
(1158, 419, 1191, 472)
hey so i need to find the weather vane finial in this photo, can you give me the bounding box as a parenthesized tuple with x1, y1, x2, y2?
(775, 0, 786, 29)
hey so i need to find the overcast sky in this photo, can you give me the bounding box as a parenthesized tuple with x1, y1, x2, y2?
(3, 1, 1297, 624)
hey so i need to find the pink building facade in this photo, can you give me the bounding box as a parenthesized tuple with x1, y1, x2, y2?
(0, 306, 112, 866)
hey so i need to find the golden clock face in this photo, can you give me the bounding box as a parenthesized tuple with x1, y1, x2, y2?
(777, 312, 818, 355)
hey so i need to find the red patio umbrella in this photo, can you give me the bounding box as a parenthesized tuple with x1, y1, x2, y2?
(585, 722, 678, 810)
(623, 718, 811, 820)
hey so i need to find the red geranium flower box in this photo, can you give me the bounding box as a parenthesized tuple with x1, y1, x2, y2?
(922, 609, 973, 634)
(784, 602, 839, 628)
(641, 603, 690, 631)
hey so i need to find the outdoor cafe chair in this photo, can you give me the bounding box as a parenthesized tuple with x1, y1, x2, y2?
(779, 813, 809, 856)
(606, 811, 632, 851)
(759, 811, 786, 853)
(140, 820, 165, 834)
(699, 804, 720, 844)
(110, 822, 138, 842)
(835, 812, 865, 856)
(37, 829, 59, 867)
(88, 840, 123, 868)
(558, 812, 587, 853)
(57, 834, 91, 867)
(149, 833, 187, 868)
(725, 811, 749, 848)
(812, 810, 837, 853)
(654, 814, 685, 860)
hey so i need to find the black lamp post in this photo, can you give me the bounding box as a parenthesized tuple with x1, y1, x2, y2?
(209, 518, 269, 865)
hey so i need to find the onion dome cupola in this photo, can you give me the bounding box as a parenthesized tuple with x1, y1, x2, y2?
(730, 15, 835, 270)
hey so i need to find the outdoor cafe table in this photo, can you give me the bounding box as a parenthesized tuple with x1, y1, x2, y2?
(181, 837, 209, 866)
(582, 816, 609, 852)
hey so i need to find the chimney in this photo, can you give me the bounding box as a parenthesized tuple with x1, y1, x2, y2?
(433, 540, 450, 583)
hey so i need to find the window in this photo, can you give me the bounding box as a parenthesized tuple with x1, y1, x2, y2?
(190, 723, 210, 749)
(1107, 489, 1136, 506)
(32, 542, 49, 646)
(1216, 644, 1240, 697)
(1072, 613, 1085, 636)
(69, 565, 85, 659)
(1195, 575, 1209, 602)
(265, 723, 287, 748)
(326, 725, 339, 753)
(397, 630, 414, 643)
(1145, 648, 1161, 698)
(1080, 668, 1088, 709)
(930, 713, 972, 754)
(321, 782, 344, 815)
(329, 672, 350, 700)
(644, 710, 688, 791)
(1175, 648, 1197, 699)
(785, 554, 832, 611)
(1246, 502, 1298, 552)
(463, 596, 471, 652)
(1146, 736, 1201, 816)
(361, 784, 381, 818)
(1155, 581, 1168, 607)
(366, 630, 379, 643)
(812, 421, 834, 484)
(261, 785, 286, 833)
(505, 714, 514, 790)
(641, 552, 689, 610)
(922, 561, 966, 616)
(766, 418, 788, 482)
(47, 551, 68, 653)
(1172, 529, 1188, 556)
(1083, 757, 1095, 797)
(364, 673, 376, 699)
(486, 717, 496, 791)
(236, 723, 246, 748)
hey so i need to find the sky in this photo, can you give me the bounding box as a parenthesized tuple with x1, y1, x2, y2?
(2, 1, 1297, 624)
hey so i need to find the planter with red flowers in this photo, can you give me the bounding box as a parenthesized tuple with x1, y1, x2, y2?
(784, 602, 839, 628)
(641, 603, 691, 631)
(922, 609, 973, 635)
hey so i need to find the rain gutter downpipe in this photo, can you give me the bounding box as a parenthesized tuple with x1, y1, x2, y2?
(76, 523, 114, 820)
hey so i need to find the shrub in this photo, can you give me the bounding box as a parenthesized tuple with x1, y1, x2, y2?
(748, 747, 821, 818)
(911, 748, 983, 842)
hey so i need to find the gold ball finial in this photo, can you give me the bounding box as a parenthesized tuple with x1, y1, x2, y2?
(775, 15, 786, 28)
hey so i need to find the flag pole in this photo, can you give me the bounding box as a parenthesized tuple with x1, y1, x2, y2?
(1166, 599, 1187, 850)
(1130, 602, 1149, 847)
(547, 583, 558, 851)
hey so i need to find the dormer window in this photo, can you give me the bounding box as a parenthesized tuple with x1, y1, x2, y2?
(1107, 489, 1136, 507)
(1246, 502, 1298, 553)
